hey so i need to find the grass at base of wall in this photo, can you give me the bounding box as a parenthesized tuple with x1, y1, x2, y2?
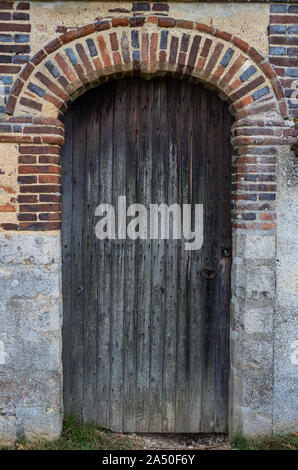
(232, 432, 298, 450)
(3, 416, 137, 451)
(1, 416, 298, 450)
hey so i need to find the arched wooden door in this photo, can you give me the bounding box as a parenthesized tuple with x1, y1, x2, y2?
(62, 77, 233, 433)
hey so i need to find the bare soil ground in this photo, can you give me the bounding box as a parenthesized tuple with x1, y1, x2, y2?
(125, 432, 232, 450)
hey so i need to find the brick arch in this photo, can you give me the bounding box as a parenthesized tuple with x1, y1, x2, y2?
(5, 16, 287, 121)
(0, 15, 292, 234)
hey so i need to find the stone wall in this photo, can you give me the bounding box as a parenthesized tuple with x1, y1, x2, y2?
(0, 1, 297, 443)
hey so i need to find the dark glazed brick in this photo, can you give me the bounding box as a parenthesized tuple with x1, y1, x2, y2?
(121, 32, 130, 64)
(220, 48, 234, 67)
(133, 2, 150, 11)
(181, 33, 190, 53)
(252, 86, 269, 101)
(152, 3, 169, 12)
(17, 2, 30, 10)
(129, 17, 146, 27)
(18, 214, 37, 221)
(86, 38, 97, 57)
(18, 175, 37, 184)
(12, 12, 29, 20)
(45, 61, 60, 79)
(19, 222, 61, 231)
(0, 12, 11, 20)
(160, 30, 168, 50)
(94, 20, 110, 32)
(240, 65, 257, 82)
(131, 30, 140, 48)
(28, 83, 46, 98)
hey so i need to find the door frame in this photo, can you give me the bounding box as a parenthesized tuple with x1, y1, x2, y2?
(1, 17, 286, 437)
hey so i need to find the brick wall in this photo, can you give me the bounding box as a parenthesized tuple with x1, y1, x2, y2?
(0, 1, 30, 113)
(269, 2, 298, 120)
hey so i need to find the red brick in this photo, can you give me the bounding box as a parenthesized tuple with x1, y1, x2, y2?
(176, 19, 194, 30)
(5, 95, 17, 114)
(1, 223, 19, 230)
(196, 23, 213, 34)
(45, 38, 62, 54)
(19, 164, 61, 174)
(20, 203, 61, 212)
(0, 203, 15, 212)
(109, 32, 119, 51)
(248, 47, 264, 65)
(19, 221, 61, 230)
(0, 23, 30, 32)
(55, 53, 77, 82)
(141, 33, 149, 65)
(112, 17, 129, 27)
(35, 71, 68, 101)
(18, 213, 37, 221)
(261, 61, 276, 80)
(39, 174, 61, 184)
(94, 20, 111, 32)
(39, 213, 61, 221)
(213, 29, 232, 41)
(0, 64, 21, 73)
(30, 50, 47, 66)
(59, 29, 78, 45)
(150, 32, 158, 65)
(232, 36, 249, 53)
(272, 80, 284, 100)
(20, 97, 42, 112)
(19, 62, 34, 81)
(97, 36, 112, 68)
(77, 23, 95, 38)
(19, 145, 60, 155)
(76, 43, 94, 75)
(0, 2, 13, 9)
(158, 17, 176, 28)
(20, 185, 61, 194)
(18, 194, 38, 203)
(39, 194, 61, 203)
(270, 15, 298, 24)
(17, 2, 30, 10)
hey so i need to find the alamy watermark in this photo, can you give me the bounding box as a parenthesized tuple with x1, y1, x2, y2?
(95, 196, 203, 251)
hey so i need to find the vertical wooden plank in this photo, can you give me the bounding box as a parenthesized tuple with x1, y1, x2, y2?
(69, 97, 87, 420)
(214, 104, 233, 432)
(109, 79, 127, 431)
(135, 78, 153, 432)
(161, 78, 178, 432)
(96, 82, 114, 427)
(188, 84, 206, 432)
(148, 79, 165, 432)
(200, 91, 222, 432)
(159, 78, 178, 432)
(82, 89, 101, 423)
(61, 108, 73, 417)
(122, 79, 139, 432)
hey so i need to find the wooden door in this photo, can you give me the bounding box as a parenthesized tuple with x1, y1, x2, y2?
(62, 77, 233, 433)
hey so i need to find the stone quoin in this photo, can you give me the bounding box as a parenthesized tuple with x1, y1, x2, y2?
(0, 1, 297, 443)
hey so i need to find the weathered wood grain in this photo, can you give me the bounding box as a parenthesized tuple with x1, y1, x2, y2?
(62, 77, 233, 432)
